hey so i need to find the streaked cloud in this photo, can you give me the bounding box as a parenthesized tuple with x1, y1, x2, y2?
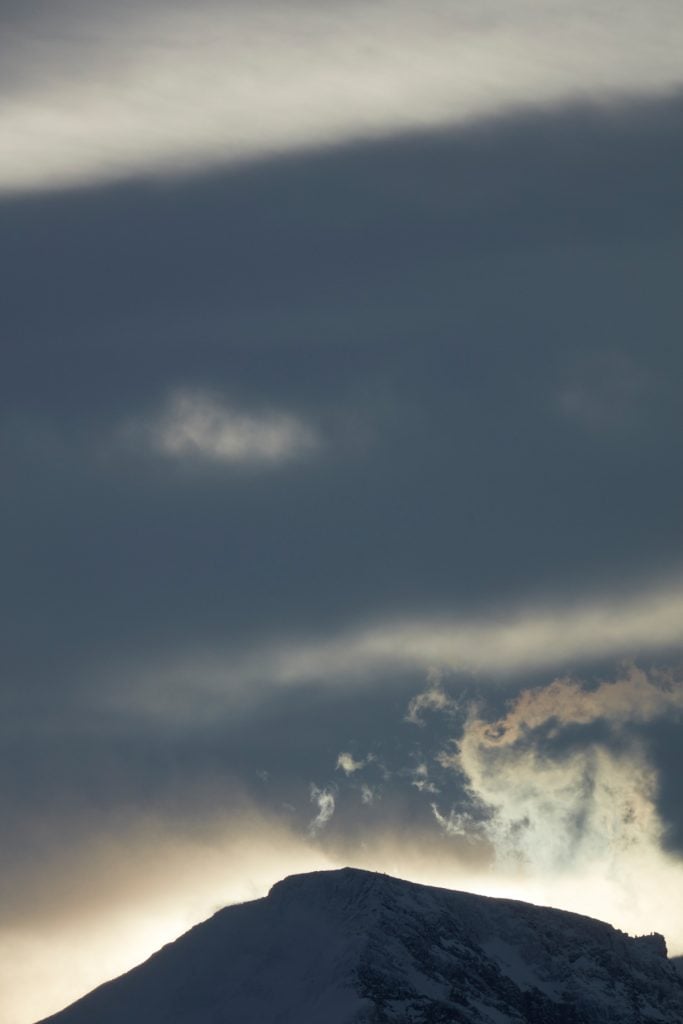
(240, 581, 683, 691)
(258, 579, 683, 683)
(126, 390, 319, 465)
(2, 1, 683, 192)
(108, 576, 683, 722)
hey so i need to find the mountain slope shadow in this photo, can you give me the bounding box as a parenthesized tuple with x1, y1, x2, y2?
(38, 868, 683, 1024)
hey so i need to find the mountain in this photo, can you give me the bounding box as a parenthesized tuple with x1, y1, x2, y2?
(37, 867, 683, 1024)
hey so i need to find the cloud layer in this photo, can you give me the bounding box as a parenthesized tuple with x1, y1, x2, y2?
(2, 0, 683, 192)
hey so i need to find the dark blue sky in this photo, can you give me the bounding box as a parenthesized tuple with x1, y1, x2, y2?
(2, 4, 683, 1021)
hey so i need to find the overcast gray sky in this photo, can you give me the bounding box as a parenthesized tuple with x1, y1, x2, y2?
(2, 2, 683, 1022)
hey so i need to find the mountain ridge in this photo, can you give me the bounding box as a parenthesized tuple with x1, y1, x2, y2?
(37, 867, 683, 1024)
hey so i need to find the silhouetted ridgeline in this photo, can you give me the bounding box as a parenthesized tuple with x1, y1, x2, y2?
(38, 868, 683, 1024)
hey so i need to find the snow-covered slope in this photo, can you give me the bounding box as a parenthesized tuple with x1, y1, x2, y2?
(37, 867, 683, 1024)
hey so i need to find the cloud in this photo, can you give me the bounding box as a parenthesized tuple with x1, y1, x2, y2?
(126, 390, 319, 465)
(411, 763, 439, 794)
(406, 670, 458, 725)
(308, 785, 336, 835)
(435, 667, 683, 865)
(556, 350, 649, 434)
(430, 669, 683, 943)
(280, 580, 683, 681)
(431, 802, 474, 838)
(3, 1, 683, 192)
(101, 577, 683, 730)
(333, 756, 379, 802)
(360, 784, 375, 805)
(336, 752, 366, 775)
(459, 666, 683, 749)
(0, 807, 335, 1024)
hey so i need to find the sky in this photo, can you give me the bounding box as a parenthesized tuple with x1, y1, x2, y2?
(2, 1, 683, 1021)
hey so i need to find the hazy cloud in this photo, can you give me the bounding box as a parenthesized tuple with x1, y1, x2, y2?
(0, 810, 333, 1024)
(2, 1, 683, 192)
(126, 390, 319, 465)
(557, 351, 649, 434)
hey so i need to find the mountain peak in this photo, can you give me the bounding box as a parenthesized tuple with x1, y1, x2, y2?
(268, 864, 378, 894)
(268, 865, 397, 904)
(39, 868, 683, 1024)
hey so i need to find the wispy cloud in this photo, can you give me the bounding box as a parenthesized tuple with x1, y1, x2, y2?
(308, 785, 335, 836)
(411, 763, 439, 794)
(360, 784, 375, 805)
(3, 1, 683, 192)
(405, 670, 458, 726)
(431, 803, 473, 838)
(126, 390, 319, 466)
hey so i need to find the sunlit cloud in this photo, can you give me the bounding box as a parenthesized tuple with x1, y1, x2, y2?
(336, 752, 366, 775)
(0, 805, 498, 1024)
(126, 390, 319, 465)
(2, 1, 683, 193)
(434, 666, 683, 866)
(428, 668, 683, 955)
(464, 665, 683, 745)
(4, 776, 682, 1024)
(0, 812, 334, 1024)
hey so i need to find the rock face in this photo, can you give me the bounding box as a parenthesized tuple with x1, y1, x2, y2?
(38, 867, 683, 1024)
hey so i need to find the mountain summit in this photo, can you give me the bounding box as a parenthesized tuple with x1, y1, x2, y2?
(38, 867, 683, 1023)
